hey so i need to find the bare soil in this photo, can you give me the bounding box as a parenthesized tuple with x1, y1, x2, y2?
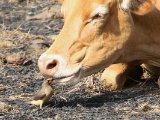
(0, 0, 160, 119)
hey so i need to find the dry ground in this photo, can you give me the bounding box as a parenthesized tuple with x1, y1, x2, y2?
(0, 0, 160, 119)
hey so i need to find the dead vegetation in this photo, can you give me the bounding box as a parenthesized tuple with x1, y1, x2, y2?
(0, 0, 160, 119)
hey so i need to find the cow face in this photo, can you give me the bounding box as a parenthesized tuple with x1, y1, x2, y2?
(38, 0, 144, 86)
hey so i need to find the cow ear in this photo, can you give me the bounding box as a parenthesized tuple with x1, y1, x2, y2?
(131, 0, 155, 15)
(121, 0, 155, 15)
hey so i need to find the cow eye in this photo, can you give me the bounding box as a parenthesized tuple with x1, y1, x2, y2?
(91, 5, 109, 20)
(91, 13, 105, 20)
(84, 13, 107, 25)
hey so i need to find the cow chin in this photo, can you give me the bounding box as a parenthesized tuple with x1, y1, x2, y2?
(54, 69, 82, 87)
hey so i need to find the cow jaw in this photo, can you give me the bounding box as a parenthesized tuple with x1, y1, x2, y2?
(54, 69, 82, 87)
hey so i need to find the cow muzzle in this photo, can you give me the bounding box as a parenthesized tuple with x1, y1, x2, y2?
(38, 52, 82, 86)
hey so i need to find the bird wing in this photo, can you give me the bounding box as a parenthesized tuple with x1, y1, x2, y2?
(32, 89, 46, 100)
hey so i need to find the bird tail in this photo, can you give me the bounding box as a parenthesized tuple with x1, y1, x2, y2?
(27, 100, 43, 109)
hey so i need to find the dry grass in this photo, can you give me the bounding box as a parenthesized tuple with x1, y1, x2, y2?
(0, 0, 159, 119)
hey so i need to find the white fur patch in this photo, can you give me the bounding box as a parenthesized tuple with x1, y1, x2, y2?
(92, 5, 109, 16)
(121, 0, 131, 10)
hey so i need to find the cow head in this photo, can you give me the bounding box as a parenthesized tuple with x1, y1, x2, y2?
(38, 0, 154, 86)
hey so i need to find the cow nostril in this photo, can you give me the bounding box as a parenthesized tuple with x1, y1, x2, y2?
(46, 60, 57, 70)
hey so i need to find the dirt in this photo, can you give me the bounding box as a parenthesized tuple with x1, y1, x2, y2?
(0, 0, 160, 120)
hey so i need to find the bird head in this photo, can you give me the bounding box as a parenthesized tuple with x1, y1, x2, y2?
(42, 79, 54, 87)
(47, 79, 54, 85)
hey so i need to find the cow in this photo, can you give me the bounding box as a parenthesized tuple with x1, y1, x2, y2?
(38, 0, 160, 90)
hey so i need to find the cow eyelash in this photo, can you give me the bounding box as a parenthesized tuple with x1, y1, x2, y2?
(84, 13, 107, 25)
(91, 13, 104, 20)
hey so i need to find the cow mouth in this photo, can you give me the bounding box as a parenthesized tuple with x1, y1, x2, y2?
(53, 70, 82, 87)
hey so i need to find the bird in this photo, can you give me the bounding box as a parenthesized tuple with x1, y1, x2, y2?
(30, 79, 54, 109)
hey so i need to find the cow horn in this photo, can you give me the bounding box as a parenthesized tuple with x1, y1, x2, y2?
(121, 0, 132, 11)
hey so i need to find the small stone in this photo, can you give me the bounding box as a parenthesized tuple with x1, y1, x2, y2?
(141, 105, 152, 112)
(5, 52, 26, 65)
(0, 102, 13, 112)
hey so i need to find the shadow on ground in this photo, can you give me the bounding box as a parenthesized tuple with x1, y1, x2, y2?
(0, 0, 160, 120)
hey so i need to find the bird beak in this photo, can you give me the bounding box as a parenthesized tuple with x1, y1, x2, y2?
(47, 78, 54, 84)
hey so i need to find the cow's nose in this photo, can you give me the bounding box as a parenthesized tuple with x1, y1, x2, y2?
(38, 53, 59, 77)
